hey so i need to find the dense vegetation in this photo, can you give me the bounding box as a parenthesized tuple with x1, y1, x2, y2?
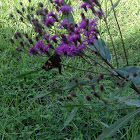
(0, 0, 140, 139)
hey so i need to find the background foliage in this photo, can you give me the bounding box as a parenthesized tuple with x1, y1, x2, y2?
(0, 0, 140, 139)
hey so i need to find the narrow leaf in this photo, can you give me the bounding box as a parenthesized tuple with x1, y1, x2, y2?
(97, 109, 140, 140)
(107, 0, 120, 17)
(35, 89, 62, 99)
(135, 135, 140, 140)
(16, 68, 42, 78)
(60, 107, 78, 131)
(115, 66, 140, 84)
(90, 39, 111, 62)
(115, 96, 140, 107)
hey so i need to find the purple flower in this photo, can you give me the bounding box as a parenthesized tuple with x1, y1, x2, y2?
(79, 19, 86, 30)
(50, 34, 57, 41)
(45, 18, 55, 27)
(68, 45, 77, 57)
(58, 18, 69, 29)
(96, 9, 104, 18)
(59, 5, 73, 15)
(29, 46, 38, 55)
(59, 0, 64, 5)
(79, 3, 88, 12)
(77, 44, 86, 54)
(43, 45, 49, 52)
(47, 11, 54, 17)
(35, 40, 43, 50)
(55, 43, 70, 55)
(68, 33, 80, 43)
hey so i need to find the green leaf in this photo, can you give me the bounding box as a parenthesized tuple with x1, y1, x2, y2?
(16, 68, 42, 78)
(97, 109, 140, 140)
(107, 0, 120, 17)
(60, 107, 78, 131)
(135, 135, 140, 140)
(63, 83, 77, 90)
(115, 66, 140, 84)
(35, 89, 62, 99)
(90, 39, 111, 62)
(115, 96, 140, 107)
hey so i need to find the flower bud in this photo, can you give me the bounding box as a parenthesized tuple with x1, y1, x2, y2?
(39, 2, 43, 7)
(16, 9, 22, 15)
(19, 40, 24, 46)
(19, 2, 23, 5)
(94, 61, 97, 66)
(133, 72, 137, 77)
(88, 74, 93, 80)
(31, 7, 34, 11)
(125, 73, 129, 78)
(100, 73, 104, 79)
(97, 77, 100, 83)
(99, 85, 104, 91)
(16, 47, 22, 51)
(115, 80, 120, 86)
(91, 83, 95, 90)
(78, 85, 83, 90)
(93, 91, 100, 99)
(22, 8, 25, 12)
(71, 92, 77, 97)
(28, 38, 33, 44)
(58, 98, 63, 101)
(67, 96, 72, 100)
(9, 38, 14, 44)
(24, 33, 28, 38)
(20, 17, 23, 22)
(35, 35, 39, 41)
(81, 12, 85, 19)
(10, 14, 14, 17)
(86, 96, 91, 101)
(73, 78, 78, 83)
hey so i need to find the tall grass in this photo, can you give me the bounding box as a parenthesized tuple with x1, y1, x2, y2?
(0, 0, 140, 139)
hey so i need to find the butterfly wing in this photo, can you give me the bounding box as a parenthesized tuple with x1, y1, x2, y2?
(42, 53, 62, 74)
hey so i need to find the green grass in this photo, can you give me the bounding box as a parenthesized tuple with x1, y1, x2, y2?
(0, 0, 140, 139)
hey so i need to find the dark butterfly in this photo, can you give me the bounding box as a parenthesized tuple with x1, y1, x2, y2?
(42, 52, 62, 74)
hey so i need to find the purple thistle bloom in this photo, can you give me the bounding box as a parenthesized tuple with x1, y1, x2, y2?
(58, 18, 69, 29)
(67, 45, 77, 57)
(96, 9, 104, 18)
(29, 46, 38, 55)
(59, 0, 64, 5)
(47, 11, 54, 17)
(50, 34, 57, 43)
(45, 18, 55, 27)
(68, 33, 80, 42)
(79, 3, 88, 12)
(59, 5, 73, 15)
(55, 43, 70, 55)
(50, 34, 57, 41)
(77, 43, 86, 54)
(35, 40, 43, 50)
(43, 45, 49, 52)
(79, 19, 86, 29)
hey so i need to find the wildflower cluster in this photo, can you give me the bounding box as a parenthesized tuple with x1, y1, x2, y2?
(9, 0, 104, 57)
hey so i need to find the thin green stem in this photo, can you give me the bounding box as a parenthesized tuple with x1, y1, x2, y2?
(110, 0, 129, 66)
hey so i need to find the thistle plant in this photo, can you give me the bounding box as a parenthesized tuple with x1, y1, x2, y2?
(9, 0, 140, 138)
